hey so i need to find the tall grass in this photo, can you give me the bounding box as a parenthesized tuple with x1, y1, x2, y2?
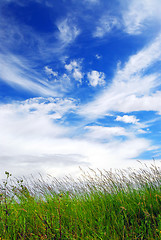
(0, 162, 161, 239)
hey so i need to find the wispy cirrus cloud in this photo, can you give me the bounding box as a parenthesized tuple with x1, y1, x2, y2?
(56, 18, 80, 47)
(92, 0, 161, 39)
(0, 54, 61, 96)
(93, 15, 119, 38)
(122, 0, 161, 35)
(0, 2, 81, 63)
(79, 34, 161, 118)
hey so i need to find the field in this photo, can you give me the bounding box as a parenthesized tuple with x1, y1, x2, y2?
(0, 162, 161, 239)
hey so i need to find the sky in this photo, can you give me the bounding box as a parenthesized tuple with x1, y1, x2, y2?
(0, 0, 161, 178)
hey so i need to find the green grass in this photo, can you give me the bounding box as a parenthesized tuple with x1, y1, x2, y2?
(0, 162, 161, 239)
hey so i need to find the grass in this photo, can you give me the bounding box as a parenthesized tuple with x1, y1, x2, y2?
(0, 162, 161, 239)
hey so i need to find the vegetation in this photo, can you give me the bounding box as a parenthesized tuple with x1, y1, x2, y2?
(0, 162, 161, 239)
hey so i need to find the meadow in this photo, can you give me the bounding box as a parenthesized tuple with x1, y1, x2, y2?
(0, 162, 161, 239)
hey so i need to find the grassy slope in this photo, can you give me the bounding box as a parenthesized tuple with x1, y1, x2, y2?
(0, 163, 161, 239)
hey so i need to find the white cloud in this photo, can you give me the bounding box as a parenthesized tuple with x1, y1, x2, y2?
(122, 0, 161, 35)
(95, 54, 101, 59)
(0, 54, 60, 96)
(0, 102, 85, 177)
(44, 66, 58, 77)
(93, 15, 119, 38)
(23, 97, 77, 118)
(116, 92, 161, 115)
(79, 34, 161, 118)
(0, 53, 81, 95)
(0, 97, 77, 125)
(0, 0, 161, 179)
(0, 97, 156, 178)
(92, 0, 161, 38)
(115, 35, 161, 81)
(116, 115, 139, 124)
(85, 125, 129, 139)
(115, 115, 152, 135)
(65, 60, 83, 83)
(0, 97, 80, 175)
(56, 18, 80, 45)
(73, 69, 83, 82)
(65, 60, 79, 71)
(87, 70, 106, 87)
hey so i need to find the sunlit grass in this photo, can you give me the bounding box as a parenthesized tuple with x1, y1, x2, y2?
(0, 162, 161, 239)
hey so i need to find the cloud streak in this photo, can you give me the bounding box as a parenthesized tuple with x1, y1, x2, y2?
(122, 0, 161, 35)
(0, 54, 60, 96)
(79, 34, 161, 118)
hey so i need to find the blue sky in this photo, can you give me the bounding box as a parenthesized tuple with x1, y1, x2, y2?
(0, 0, 161, 178)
